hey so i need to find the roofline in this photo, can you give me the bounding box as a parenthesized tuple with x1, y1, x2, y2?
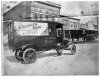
(34, 1, 61, 8)
(60, 15, 69, 17)
(60, 15, 80, 20)
(3, 2, 22, 14)
(3, 19, 64, 24)
(69, 17, 80, 20)
(3, 1, 61, 15)
(80, 28, 98, 31)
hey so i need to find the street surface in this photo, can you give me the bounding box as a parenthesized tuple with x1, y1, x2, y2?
(2, 41, 99, 75)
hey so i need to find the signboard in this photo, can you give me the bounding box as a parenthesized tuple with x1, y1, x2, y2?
(14, 21, 49, 36)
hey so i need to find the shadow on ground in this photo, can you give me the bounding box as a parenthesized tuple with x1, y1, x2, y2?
(37, 52, 72, 59)
(6, 56, 18, 62)
(6, 51, 72, 63)
(74, 40, 99, 44)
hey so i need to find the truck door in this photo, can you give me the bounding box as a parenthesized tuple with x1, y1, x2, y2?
(56, 24, 63, 44)
(45, 23, 56, 45)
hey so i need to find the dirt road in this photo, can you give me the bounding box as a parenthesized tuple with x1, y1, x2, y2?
(2, 42, 99, 75)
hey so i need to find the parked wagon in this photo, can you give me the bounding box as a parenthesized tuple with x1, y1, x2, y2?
(3, 19, 76, 64)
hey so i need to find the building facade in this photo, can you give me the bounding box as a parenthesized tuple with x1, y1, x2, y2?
(59, 15, 80, 41)
(3, 1, 61, 21)
(74, 16, 99, 41)
(68, 18, 80, 41)
(3, 1, 61, 45)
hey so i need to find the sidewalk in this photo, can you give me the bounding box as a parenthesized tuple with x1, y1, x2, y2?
(72, 39, 99, 44)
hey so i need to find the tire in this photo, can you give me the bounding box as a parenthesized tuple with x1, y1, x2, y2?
(15, 49, 23, 61)
(69, 44, 76, 55)
(56, 48, 62, 56)
(22, 48, 37, 64)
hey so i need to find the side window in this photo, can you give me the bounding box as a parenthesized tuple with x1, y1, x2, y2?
(8, 23, 11, 33)
(3, 22, 8, 35)
(8, 22, 13, 33)
(10, 22, 13, 32)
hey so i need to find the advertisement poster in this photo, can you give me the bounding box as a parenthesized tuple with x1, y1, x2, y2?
(14, 21, 49, 36)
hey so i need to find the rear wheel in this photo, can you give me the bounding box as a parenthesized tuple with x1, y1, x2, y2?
(23, 48, 37, 64)
(15, 49, 23, 61)
(56, 44, 63, 56)
(69, 44, 76, 55)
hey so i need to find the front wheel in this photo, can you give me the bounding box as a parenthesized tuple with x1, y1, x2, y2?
(22, 48, 37, 64)
(56, 49, 62, 56)
(69, 44, 76, 55)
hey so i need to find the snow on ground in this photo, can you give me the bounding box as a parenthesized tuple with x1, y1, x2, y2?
(2, 42, 99, 75)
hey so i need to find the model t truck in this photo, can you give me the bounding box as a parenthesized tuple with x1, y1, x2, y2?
(3, 19, 76, 64)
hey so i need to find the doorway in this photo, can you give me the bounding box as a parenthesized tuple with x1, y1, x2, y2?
(56, 24, 63, 44)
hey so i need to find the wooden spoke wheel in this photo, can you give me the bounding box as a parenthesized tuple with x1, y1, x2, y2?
(69, 44, 76, 55)
(56, 46, 63, 56)
(57, 49, 62, 56)
(23, 48, 37, 64)
(15, 49, 23, 61)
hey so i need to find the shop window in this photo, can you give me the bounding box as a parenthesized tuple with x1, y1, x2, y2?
(74, 22, 77, 29)
(46, 15, 48, 20)
(52, 17, 55, 21)
(33, 12, 35, 19)
(35, 13, 37, 20)
(30, 12, 33, 19)
(40, 14, 42, 20)
(71, 24, 73, 27)
(70, 21, 73, 27)
(42, 15, 46, 20)
(37, 14, 40, 20)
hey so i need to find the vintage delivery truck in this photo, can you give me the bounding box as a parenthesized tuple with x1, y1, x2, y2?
(3, 19, 76, 64)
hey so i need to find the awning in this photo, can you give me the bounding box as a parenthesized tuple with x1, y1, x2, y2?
(79, 28, 98, 31)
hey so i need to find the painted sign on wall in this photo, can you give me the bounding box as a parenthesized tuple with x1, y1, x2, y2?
(14, 21, 49, 36)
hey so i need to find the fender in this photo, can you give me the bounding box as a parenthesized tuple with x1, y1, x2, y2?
(21, 44, 37, 52)
(67, 41, 74, 46)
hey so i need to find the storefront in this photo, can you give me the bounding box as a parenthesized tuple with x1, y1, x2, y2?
(58, 16, 80, 42)
(80, 22, 98, 42)
(69, 18, 80, 41)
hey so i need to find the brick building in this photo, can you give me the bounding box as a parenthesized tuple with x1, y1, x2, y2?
(3, 1, 61, 21)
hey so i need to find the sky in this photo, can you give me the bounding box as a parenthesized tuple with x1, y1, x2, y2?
(2, 1, 99, 16)
(52, 1, 99, 16)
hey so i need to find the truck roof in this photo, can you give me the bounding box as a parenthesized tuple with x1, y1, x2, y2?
(3, 19, 64, 25)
